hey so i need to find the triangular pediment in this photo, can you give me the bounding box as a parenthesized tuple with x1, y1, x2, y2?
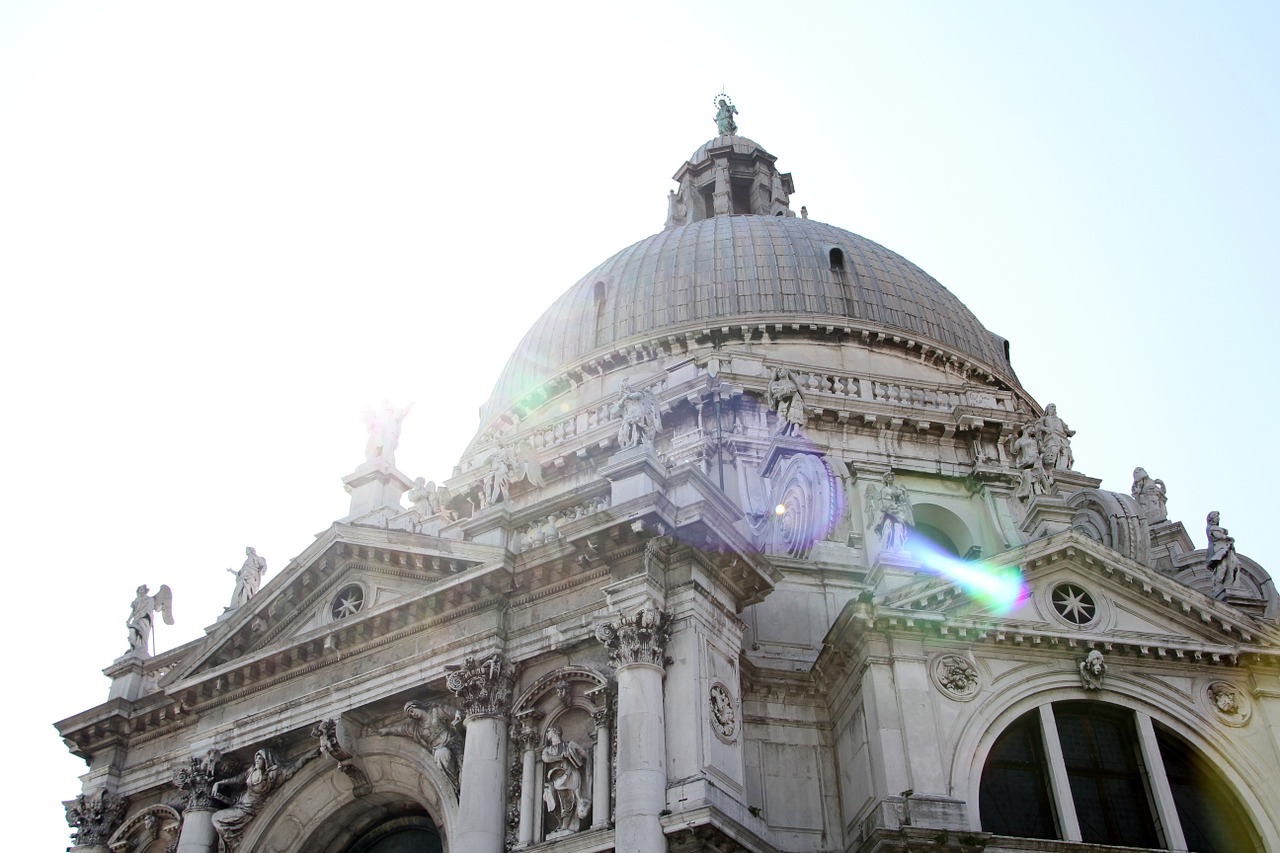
(163, 523, 508, 690)
(875, 531, 1279, 651)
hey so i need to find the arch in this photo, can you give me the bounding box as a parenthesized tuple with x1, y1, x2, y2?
(950, 673, 1279, 850)
(1066, 489, 1149, 565)
(911, 502, 974, 558)
(238, 736, 459, 853)
(107, 803, 181, 853)
(828, 246, 846, 271)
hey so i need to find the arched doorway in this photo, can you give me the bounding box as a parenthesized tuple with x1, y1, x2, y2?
(346, 813, 442, 853)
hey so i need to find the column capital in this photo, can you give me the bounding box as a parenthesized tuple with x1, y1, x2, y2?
(447, 652, 518, 719)
(64, 789, 128, 850)
(595, 606, 672, 670)
(173, 749, 226, 812)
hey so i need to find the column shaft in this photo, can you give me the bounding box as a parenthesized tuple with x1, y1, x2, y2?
(456, 716, 510, 853)
(175, 808, 217, 853)
(591, 723, 611, 831)
(518, 743, 538, 846)
(614, 662, 666, 853)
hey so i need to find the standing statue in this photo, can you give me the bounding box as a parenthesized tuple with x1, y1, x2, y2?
(1205, 511, 1242, 595)
(126, 584, 174, 655)
(1130, 467, 1168, 524)
(482, 442, 545, 507)
(713, 95, 738, 136)
(542, 726, 590, 835)
(377, 700, 464, 791)
(363, 401, 413, 464)
(226, 547, 266, 609)
(1032, 404, 1075, 470)
(765, 367, 806, 436)
(864, 472, 914, 551)
(407, 477, 440, 515)
(1010, 424, 1050, 500)
(615, 380, 663, 449)
(210, 747, 319, 852)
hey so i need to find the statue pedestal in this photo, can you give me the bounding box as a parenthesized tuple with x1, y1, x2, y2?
(341, 458, 414, 521)
(104, 653, 147, 701)
(601, 445, 668, 506)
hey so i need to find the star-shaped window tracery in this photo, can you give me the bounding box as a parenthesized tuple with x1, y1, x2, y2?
(331, 584, 365, 620)
(1051, 583, 1096, 625)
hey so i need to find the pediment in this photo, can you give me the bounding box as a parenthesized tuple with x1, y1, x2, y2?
(876, 531, 1278, 650)
(164, 524, 507, 689)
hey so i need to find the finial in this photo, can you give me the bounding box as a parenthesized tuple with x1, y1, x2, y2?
(712, 93, 738, 136)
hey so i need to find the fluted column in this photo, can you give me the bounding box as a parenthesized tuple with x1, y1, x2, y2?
(173, 751, 226, 853)
(597, 606, 672, 853)
(448, 653, 517, 853)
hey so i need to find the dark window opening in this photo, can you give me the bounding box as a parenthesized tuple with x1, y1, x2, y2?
(1156, 724, 1261, 853)
(700, 183, 716, 219)
(980, 710, 1057, 839)
(730, 177, 753, 214)
(913, 522, 959, 557)
(829, 247, 846, 271)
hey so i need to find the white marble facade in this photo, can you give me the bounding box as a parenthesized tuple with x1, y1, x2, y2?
(59, 122, 1280, 853)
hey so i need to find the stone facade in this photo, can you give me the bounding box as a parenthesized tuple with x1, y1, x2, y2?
(57, 116, 1280, 853)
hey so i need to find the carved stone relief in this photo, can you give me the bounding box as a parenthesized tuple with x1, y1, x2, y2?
(931, 654, 980, 700)
(105, 804, 181, 853)
(64, 789, 128, 849)
(1078, 650, 1107, 690)
(596, 606, 672, 668)
(313, 718, 371, 797)
(376, 700, 464, 792)
(709, 682, 737, 741)
(211, 746, 320, 853)
(1206, 681, 1251, 726)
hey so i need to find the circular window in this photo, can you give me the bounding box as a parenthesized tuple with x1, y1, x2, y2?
(1051, 583, 1097, 626)
(331, 584, 366, 620)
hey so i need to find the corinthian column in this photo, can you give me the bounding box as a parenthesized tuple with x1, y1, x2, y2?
(63, 790, 127, 853)
(596, 606, 672, 853)
(448, 653, 517, 853)
(173, 751, 223, 853)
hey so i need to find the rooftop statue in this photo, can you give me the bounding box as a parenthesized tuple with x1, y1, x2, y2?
(1011, 423, 1051, 500)
(1206, 511, 1242, 596)
(482, 442, 545, 508)
(1131, 467, 1168, 524)
(1032, 403, 1075, 470)
(713, 94, 738, 136)
(227, 546, 266, 610)
(765, 367, 806, 436)
(126, 583, 174, 656)
(615, 379, 663, 449)
(363, 400, 413, 465)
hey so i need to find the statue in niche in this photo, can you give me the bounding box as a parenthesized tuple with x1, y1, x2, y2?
(713, 96, 739, 136)
(211, 747, 319, 852)
(1031, 403, 1075, 470)
(226, 547, 266, 609)
(363, 400, 413, 464)
(1131, 467, 1168, 524)
(1205, 511, 1242, 595)
(542, 725, 590, 835)
(1079, 650, 1107, 690)
(482, 442, 544, 507)
(864, 472, 914, 551)
(377, 700, 464, 791)
(766, 367, 806, 436)
(1011, 424, 1051, 500)
(615, 380, 663, 449)
(126, 584, 174, 655)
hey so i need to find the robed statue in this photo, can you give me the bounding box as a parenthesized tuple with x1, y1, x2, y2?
(126, 584, 174, 655)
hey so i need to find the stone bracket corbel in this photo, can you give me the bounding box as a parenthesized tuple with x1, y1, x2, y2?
(312, 718, 372, 798)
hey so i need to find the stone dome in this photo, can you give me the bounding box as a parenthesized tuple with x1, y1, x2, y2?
(482, 214, 1014, 423)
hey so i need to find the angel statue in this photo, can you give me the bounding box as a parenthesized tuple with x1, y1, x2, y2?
(126, 584, 174, 655)
(482, 442, 545, 507)
(765, 367, 806, 436)
(363, 400, 413, 464)
(864, 471, 914, 551)
(615, 380, 663, 449)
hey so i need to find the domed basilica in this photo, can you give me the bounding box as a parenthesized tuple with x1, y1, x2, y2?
(58, 100, 1280, 853)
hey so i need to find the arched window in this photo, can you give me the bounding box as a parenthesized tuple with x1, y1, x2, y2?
(979, 701, 1261, 851)
(829, 247, 845, 271)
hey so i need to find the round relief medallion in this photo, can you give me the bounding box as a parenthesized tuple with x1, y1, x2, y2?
(931, 653, 980, 700)
(709, 682, 737, 742)
(1205, 681, 1250, 726)
(331, 583, 366, 620)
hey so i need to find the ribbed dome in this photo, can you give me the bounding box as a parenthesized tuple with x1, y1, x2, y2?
(482, 215, 1012, 422)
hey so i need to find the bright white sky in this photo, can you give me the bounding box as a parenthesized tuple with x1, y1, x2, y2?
(3, 2, 1277, 847)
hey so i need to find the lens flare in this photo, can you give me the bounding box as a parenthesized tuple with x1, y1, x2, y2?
(774, 504, 787, 516)
(904, 536, 1026, 613)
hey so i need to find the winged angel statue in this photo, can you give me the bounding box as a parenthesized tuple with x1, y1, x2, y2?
(863, 472, 914, 551)
(482, 442, 544, 507)
(615, 379, 663, 449)
(126, 583, 174, 655)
